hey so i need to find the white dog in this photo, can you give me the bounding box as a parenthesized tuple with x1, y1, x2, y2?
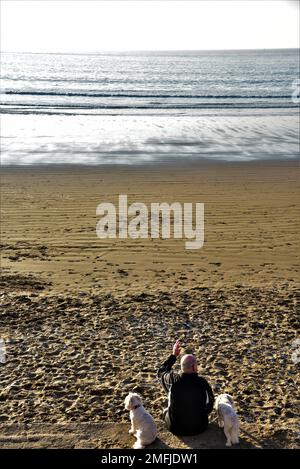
(215, 393, 240, 447)
(124, 392, 157, 449)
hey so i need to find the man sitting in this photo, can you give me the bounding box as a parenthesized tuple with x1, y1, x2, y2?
(157, 339, 214, 436)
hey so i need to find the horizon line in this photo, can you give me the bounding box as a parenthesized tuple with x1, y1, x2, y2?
(1, 47, 299, 55)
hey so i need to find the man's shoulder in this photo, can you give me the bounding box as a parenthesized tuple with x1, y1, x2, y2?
(197, 374, 209, 383)
(186, 374, 211, 388)
(197, 375, 213, 391)
(172, 373, 209, 391)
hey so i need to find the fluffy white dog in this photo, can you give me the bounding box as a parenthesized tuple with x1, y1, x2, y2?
(215, 393, 240, 447)
(124, 392, 157, 449)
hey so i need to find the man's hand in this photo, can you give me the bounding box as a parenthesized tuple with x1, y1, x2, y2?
(172, 340, 181, 357)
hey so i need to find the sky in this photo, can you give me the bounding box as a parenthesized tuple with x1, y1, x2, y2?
(1, 0, 299, 53)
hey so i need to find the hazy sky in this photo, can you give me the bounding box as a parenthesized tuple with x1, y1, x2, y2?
(1, 0, 299, 53)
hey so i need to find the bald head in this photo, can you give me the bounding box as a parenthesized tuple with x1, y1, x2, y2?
(180, 354, 198, 374)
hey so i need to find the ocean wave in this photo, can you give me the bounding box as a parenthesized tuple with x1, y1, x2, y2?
(3, 90, 292, 99)
(0, 104, 297, 116)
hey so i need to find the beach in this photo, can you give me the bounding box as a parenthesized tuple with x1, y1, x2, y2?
(1, 161, 299, 293)
(1, 0, 300, 457)
(0, 160, 299, 448)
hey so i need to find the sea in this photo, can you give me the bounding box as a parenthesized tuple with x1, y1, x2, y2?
(1, 49, 299, 165)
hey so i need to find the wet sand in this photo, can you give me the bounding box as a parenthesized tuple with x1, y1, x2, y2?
(1, 161, 299, 293)
(0, 161, 299, 448)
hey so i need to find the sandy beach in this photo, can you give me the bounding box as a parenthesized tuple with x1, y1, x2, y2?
(1, 161, 299, 293)
(0, 161, 299, 449)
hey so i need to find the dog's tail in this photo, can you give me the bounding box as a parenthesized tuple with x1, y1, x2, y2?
(232, 418, 240, 444)
(234, 417, 240, 434)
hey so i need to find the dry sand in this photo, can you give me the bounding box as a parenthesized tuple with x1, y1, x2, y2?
(0, 161, 299, 449)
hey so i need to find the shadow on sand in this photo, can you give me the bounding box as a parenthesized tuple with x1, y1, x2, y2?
(149, 422, 258, 450)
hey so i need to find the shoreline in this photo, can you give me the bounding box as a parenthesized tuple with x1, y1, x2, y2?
(1, 158, 299, 167)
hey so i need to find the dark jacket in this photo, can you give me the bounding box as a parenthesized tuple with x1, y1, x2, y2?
(157, 354, 214, 436)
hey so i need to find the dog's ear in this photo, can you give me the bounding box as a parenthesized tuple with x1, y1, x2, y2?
(124, 393, 134, 410)
(134, 393, 142, 404)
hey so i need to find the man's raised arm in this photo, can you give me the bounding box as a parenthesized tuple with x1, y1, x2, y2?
(157, 340, 181, 392)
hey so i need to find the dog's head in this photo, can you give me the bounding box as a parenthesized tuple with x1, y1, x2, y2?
(214, 393, 234, 409)
(124, 392, 142, 411)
